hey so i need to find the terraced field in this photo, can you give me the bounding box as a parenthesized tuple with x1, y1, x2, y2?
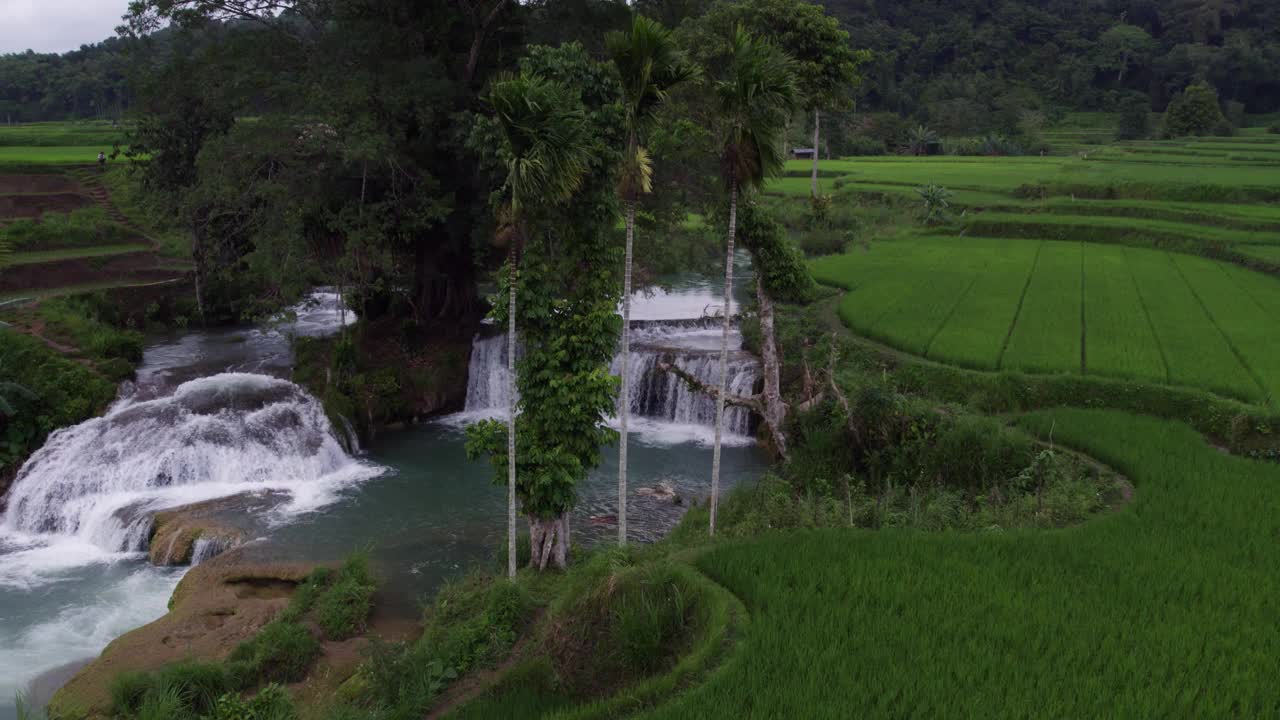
(806, 129, 1280, 405)
(0, 162, 187, 299)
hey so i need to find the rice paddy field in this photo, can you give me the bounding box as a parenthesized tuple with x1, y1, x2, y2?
(806, 128, 1280, 406)
(641, 409, 1280, 718)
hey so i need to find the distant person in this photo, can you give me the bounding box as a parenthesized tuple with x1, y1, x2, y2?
(97, 151, 106, 170)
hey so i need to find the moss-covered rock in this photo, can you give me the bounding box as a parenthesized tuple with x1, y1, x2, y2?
(147, 498, 250, 566)
(48, 547, 316, 719)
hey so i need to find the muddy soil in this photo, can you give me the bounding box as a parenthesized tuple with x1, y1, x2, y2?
(0, 252, 179, 295)
(0, 192, 92, 219)
(0, 174, 82, 194)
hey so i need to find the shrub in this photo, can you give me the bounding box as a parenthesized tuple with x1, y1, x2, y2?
(316, 554, 376, 640)
(209, 683, 297, 720)
(228, 620, 321, 685)
(915, 184, 954, 225)
(1268, 123, 1280, 135)
(1163, 82, 1229, 137)
(1115, 92, 1152, 140)
(109, 660, 233, 718)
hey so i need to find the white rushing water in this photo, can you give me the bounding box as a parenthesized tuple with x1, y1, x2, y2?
(0, 373, 380, 586)
(0, 292, 373, 711)
(456, 318, 759, 447)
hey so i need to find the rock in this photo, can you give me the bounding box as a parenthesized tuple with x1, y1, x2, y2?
(147, 496, 255, 566)
(635, 480, 678, 502)
(48, 546, 317, 719)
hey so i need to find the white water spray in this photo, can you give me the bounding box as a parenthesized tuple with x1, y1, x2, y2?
(0, 373, 380, 576)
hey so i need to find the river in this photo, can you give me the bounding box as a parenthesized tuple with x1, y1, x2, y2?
(0, 271, 767, 717)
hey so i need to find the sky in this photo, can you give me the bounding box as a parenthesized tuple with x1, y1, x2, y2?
(0, 0, 129, 55)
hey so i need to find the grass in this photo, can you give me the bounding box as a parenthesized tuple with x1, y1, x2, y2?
(810, 236, 1277, 403)
(0, 121, 127, 147)
(1000, 240, 1082, 373)
(0, 146, 121, 165)
(8, 243, 150, 264)
(635, 409, 1280, 719)
(1, 208, 136, 251)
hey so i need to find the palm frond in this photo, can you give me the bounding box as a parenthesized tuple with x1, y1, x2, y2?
(608, 14, 696, 199)
(715, 26, 799, 190)
(488, 72, 593, 218)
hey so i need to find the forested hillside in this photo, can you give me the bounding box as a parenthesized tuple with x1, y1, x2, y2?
(826, 0, 1280, 124)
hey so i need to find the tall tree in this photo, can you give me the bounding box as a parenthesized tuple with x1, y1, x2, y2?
(467, 43, 624, 571)
(681, 0, 863, 198)
(606, 14, 694, 547)
(1098, 23, 1156, 83)
(485, 70, 591, 576)
(707, 27, 797, 535)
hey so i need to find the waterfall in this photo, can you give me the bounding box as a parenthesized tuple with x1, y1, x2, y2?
(612, 350, 757, 436)
(460, 321, 759, 441)
(191, 536, 239, 565)
(0, 373, 381, 558)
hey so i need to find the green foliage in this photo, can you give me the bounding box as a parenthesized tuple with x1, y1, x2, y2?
(0, 208, 133, 252)
(1115, 93, 1152, 140)
(109, 660, 233, 719)
(713, 28, 799, 192)
(914, 184, 954, 225)
(36, 297, 144, 364)
(1163, 82, 1231, 138)
(228, 621, 321, 685)
(208, 684, 296, 720)
(734, 200, 814, 302)
(315, 554, 376, 640)
(467, 43, 625, 524)
(0, 330, 115, 475)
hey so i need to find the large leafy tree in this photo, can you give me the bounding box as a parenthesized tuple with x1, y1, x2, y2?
(467, 43, 624, 570)
(606, 14, 694, 546)
(484, 70, 590, 577)
(707, 27, 797, 535)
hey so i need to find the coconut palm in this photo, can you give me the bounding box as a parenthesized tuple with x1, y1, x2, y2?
(606, 14, 695, 547)
(708, 28, 798, 535)
(488, 71, 592, 576)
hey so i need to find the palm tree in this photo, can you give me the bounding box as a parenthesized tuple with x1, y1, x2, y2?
(906, 125, 939, 156)
(606, 15, 695, 547)
(708, 28, 798, 536)
(488, 72, 591, 576)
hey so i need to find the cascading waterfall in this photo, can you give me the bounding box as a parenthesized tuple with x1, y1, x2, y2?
(460, 320, 759, 440)
(0, 373, 380, 557)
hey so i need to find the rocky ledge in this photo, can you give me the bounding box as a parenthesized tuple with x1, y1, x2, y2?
(146, 496, 255, 566)
(48, 546, 315, 718)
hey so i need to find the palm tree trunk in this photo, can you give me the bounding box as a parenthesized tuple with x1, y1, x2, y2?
(810, 109, 821, 198)
(618, 200, 636, 546)
(710, 179, 738, 537)
(506, 250, 518, 579)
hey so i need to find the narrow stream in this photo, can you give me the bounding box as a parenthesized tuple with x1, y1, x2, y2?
(0, 271, 767, 716)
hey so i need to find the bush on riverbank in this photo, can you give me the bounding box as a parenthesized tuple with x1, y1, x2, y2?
(102, 555, 377, 720)
(0, 330, 115, 485)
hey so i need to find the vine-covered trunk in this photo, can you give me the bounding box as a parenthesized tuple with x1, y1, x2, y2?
(527, 514, 569, 570)
(710, 179, 738, 537)
(755, 273, 788, 458)
(618, 200, 636, 546)
(810, 109, 821, 198)
(506, 251, 518, 579)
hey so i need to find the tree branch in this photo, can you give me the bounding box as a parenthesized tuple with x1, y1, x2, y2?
(656, 360, 762, 414)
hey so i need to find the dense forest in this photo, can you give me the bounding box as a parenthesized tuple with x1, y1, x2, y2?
(4, 0, 1278, 126)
